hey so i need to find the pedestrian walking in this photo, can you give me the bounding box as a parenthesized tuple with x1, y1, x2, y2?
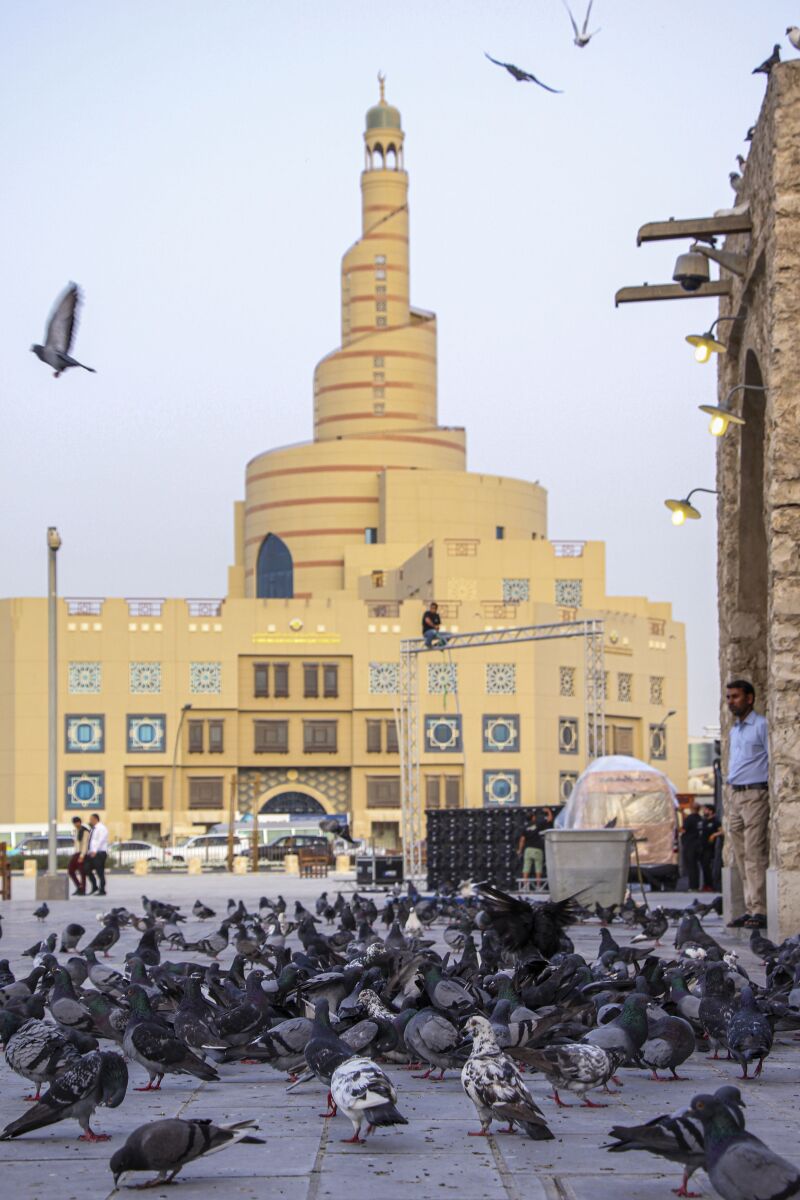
(85, 813, 109, 896)
(680, 802, 703, 891)
(724, 679, 769, 930)
(67, 815, 91, 895)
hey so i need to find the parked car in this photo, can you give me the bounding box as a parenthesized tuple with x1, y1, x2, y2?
(107, 840, 170, 868)
(171, 833, 244, 864)
(7, 835, 74, 870)
(246, 834, 334, 864)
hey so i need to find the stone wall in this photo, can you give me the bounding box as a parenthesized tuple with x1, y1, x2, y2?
(717, 61, 800, 936)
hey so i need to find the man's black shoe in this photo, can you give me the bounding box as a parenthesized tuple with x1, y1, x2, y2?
(73, 890, 86, 896)
(745, 913, 767, 928)
(97, 889, 106, 896)
(88, 887, 99, 895)
(726, 913, 751, 928)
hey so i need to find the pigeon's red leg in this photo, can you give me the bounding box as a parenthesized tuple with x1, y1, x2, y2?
(498, 1123, 517, 1134)
(580, 1097, 607, 1108)
(672, 1168, 702, 1198)
(550, 1090, 572, 1108)
(412, 1067, 433, 1079)
(649, 1070, 662, 1082)
(340, 1133, 365, 1145)
(754, 1059, 764, 1078)
(611, 1075, 624, 1086)
(319, 1092, 337, 1118)
(468, 1130, 489, 1137)
(78, 1128, 110, 1142)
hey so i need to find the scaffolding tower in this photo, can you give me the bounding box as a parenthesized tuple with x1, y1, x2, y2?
(399, 619, 606, 881)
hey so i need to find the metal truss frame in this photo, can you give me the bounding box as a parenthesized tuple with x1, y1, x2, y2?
(398, 620, 606, 880)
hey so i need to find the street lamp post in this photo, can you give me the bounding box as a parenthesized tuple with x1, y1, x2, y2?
(169, 704, 192, 848)
(38, 528, 68, 899)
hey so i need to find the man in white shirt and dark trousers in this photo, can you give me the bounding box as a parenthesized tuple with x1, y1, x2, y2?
(85, 813, 109, 896)
(725, 679, 770, 930)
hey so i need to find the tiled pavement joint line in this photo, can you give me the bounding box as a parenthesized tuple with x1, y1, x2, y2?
(487, 1134, 522, 1200)
(305, 1113, 331, 1200)
(541, 1175, 578, 1200)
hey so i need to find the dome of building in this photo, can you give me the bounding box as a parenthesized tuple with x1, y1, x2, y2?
(366, 74, 401, 130)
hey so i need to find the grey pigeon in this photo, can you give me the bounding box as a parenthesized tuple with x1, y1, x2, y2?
(726, 986, 773, 1079)
(330, 1056, 408, 1144)
(753, 45, 781, 75)
(123, 985, 219, 1090)
(562, 0, 600, 47)
(404, 1007, 469, 1081)
(33, 902, 49, 922)
(4, 1018, 82, 1099)
(59, 923, 85, 954)
(690, 1092, 800, 1200)
(110, 1118, 264, 1187)
(640, 1010, 696, 1081)
(583, 992, 649, 1063)
(461, 1016, 554, 1139)
(31, 283, 96, 378)
(606, 1085, 745, 1198)
(484, 52, 562, 93)
(0, 1050, 127, 1142)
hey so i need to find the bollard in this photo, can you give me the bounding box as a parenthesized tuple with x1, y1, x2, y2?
(23, 859, 38, 879)
(133, 859, 149, 876)
(187, 857, 202, 875)
(284, 853, 299, 876)
(335, 854, 351, 873)
(233, 856, 248, 875)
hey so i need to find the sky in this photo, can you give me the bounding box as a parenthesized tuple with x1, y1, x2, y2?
(0, 1, 791, 733)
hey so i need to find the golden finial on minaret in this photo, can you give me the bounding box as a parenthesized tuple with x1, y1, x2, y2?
(378, 72, 386, 103)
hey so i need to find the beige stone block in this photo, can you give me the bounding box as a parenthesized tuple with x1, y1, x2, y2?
(767, 866, 800, 941)
(23, 858, 37, 879)
(284, 853, 300, 876)
(232, 856, 248, 875)
(335, 854, 351, 872)
(187, 857, 202, 875)
(133, 859, 149, 876)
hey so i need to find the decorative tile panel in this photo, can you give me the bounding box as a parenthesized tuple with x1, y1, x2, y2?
(555, 579, 583, 608)
(237, 766, 350, 816)
(650, 675, 664, 706)
(649, 724, 667, 760)
(617, 672, 633, 703)
(425, 715, 463, 753)
(65, 715, 104, 753)
(65, 771, 105, 810)
(486, 663, 516, 695)
(127, 715, 167, 753)
(559, 666, 576, 698)
(427, 662, 457, 695)
(483, 770, 520, 807)
(483, 715, 520, 752)
(130, 661, 162, 694)
(68, 662, 101, 694)
(502, 578, 530, 603)
(190, 661, 222, 694)
(369, 662, 400, 694)
(559, 717, 579, 755)
(559, 771, 578, 802)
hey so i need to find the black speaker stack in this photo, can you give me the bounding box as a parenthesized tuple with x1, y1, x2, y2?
(426, 808, 534, 891)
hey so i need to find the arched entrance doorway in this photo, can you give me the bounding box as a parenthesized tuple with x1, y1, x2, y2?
(258, 791, 327, 816)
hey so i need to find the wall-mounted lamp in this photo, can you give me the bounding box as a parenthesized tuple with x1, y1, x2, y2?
(664, 487, 718, 525)
(699, 383, 766, 437)
(685, 315, 744, 363)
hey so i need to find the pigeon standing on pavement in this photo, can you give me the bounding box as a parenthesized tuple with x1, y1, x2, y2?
(0, 1050, 127, 1142)
(461, 1016, 554, 1139)
(59, 923, 85, 954)
(690, 1092, 800, 1200)
(123, 985, 220, 1090)
(330, 1057, 408, 1144)
(640, 1010, 696, 1082)
(30, 283, 96, 378)
(4, 1018, 81, 1100)
(33, 903, 49, 922)
(110, 1118, 264, 1187)
(522, 1042, 624, 1108)
(726, 986, 773, 1079)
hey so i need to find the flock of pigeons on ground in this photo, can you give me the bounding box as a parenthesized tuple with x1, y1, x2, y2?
(1, 883, 800, 1195)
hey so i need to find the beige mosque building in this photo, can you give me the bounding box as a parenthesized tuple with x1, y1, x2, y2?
(0, 84, 688, 851)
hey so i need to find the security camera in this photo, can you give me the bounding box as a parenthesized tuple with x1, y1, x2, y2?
(673, 244, 710, 292)
(47, 527, 62, 551)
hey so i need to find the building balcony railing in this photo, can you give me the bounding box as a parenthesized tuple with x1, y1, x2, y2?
(367, 602, 401, 618)
(445, 539, 479, 556)
(436, 602, 461, 620)
(552, 540, 586, 557)
(65, 598, 105, 616)
(126, 599, 166, 617)
(186, 599, 224, 618)
(481, 602, 516, 620)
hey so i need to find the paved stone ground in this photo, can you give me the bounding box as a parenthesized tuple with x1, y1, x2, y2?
(1, 871, 798, 1199)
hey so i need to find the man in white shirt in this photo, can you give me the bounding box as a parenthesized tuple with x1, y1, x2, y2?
(725, 679, 770, 930)
(86, 813, 110, 896)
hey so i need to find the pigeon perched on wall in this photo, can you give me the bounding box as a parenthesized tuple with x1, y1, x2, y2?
(562, 0, 600, 47)
(484, 53, 562, 93)
(788, 26, 800, 51)
(690, 1092, 800, 1200)
(30, 283, 96, 378)
(0, 1050, 127, 1142)
(753, 45, 781, 75)
(461, 1016, 554, 1139)
(330, 1056, 408, 1144)
(110, 1118, 264, 1187)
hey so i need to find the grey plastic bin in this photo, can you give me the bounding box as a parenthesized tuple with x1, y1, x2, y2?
(543, 828, 634, 910)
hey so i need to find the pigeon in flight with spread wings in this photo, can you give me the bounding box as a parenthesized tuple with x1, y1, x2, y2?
(562, 0, 600, 48)
(31, 282, 96, 378)
(484, 53, 562, 93)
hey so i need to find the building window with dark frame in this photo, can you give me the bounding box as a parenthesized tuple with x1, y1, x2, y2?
(148, 777, 164, 810)
(253, 663, 269, 698)
(323, 664, 339, 698)
(254, 719, 289, 753)
(366, 775, 400, 807)
(366, 719, 383, 753)
(188, 777, 224, 809)
(303, 663, 319, 699)
(188, 720, 204, 753)
(365, 528, 378, 544)
(496, 526, 505, 540)
(208, 720, 224, 753)
(424, 774, 461, 810)
(303, 720, 338, 753)
(127, 777, 144, 810)
(273, 662, 289, 698)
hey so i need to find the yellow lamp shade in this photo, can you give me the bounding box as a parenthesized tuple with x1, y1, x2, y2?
(686, 332, 727, 362)
(699, 403, 745, 437)
(665, 498, 701, 523)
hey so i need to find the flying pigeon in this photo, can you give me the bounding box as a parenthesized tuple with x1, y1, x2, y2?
(461, 1016, 554, 1139)
(753, 45, 781, 75)
(330, 1057, 408, 1144)
(484, 53, 562, 93)
(690, 1092, 800, 1200)
(31, 283, 96, 378)
(0, 1050, 127, 1142)
(788, 27, 800, 51)
(562, 0, 600, 47)
(110, 1118, 264, 1187)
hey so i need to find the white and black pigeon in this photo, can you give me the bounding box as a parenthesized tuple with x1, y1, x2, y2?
(4, 1017, 82, 1100)
(788, 26, 800, 52)
(110, 1118, 264, 1187)
(330, 1057, 408, 1145)
(521, 1042, 624, 1108)
(59, 923, 85, 954)
(484, 52, 562, 93)
(690, 1091, 800, 1200)
(753, 44, 781, 75)
(31, 283, 96, 378)
(461, 1015, 554, 1140)
(0, 1050, 127, 1142)
(562, 0, 600, 48)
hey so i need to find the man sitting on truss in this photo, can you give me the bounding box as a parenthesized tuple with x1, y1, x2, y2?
(422, 601, 450, 649)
